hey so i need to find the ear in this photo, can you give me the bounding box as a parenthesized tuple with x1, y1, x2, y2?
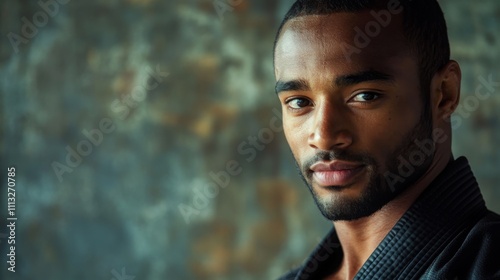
(430, 60, 462, 121)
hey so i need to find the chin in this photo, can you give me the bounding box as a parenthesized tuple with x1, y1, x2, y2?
(315, 196, 370, 221)
(311, 182, 396, 221)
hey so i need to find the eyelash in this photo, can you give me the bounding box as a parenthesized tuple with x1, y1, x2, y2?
(284, 91, 382, 111)
(350, 91, 382, 102)
(285, 97, 312, 112)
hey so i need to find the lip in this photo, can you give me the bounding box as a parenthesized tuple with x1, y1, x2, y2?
(310, 161, 365, 187)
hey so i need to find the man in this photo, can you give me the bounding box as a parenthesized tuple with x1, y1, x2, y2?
(273, 0, 500, 279)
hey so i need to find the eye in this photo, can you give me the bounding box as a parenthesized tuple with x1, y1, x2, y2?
(351, 92, 381, 102)
(286, 98, 312, 109)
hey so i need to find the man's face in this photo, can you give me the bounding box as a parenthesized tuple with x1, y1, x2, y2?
(274, 12, 434, 221)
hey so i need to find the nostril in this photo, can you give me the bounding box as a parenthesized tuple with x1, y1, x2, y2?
(308, 129, 353, 151)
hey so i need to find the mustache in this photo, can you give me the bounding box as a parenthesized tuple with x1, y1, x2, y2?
(301, 150, 376, 175)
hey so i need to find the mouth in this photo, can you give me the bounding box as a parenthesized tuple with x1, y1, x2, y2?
(310, 161, 366, 187)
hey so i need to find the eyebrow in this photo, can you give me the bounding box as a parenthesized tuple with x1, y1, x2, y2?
(275, 70, 394, 95)
(275, 79, 310, 95)
(335, 70, 394, 87)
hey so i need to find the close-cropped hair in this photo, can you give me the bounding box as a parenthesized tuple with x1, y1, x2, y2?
(273, 0, 451, 91)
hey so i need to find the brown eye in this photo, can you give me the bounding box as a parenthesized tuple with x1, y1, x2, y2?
(287, 98, 312, 109)
(351, 92, 381, 102)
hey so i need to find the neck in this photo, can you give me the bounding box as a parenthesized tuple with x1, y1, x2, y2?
(331, 150, 453, 279)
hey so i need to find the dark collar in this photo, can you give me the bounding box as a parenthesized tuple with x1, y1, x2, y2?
(293, 156, 488, 279)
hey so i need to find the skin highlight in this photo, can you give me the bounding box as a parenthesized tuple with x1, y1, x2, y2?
(274, 12, 461, 279)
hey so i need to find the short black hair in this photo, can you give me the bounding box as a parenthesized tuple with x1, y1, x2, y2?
(273, 0, 450, 90)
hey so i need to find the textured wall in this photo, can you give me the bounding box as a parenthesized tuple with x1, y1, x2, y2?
(0, 0, 499, 279)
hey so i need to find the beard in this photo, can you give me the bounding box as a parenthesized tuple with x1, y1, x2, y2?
(295, 104, 434, 221)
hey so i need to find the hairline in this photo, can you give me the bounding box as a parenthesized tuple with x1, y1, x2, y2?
(273, 10, 432, 119)
(273, 10, 415, 63)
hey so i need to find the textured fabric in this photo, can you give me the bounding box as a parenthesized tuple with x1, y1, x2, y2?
(279, 157, 500, 279)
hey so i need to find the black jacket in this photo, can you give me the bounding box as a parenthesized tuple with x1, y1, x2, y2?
(279, 157, 500, 279)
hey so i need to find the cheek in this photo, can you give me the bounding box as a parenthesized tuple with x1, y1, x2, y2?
(283, 121, 297, 150)
(283, 119, 308, 156)
(359, 108, 421, 163)
(363, 119, 398, 160)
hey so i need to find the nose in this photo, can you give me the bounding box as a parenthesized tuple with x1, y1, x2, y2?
(308, 100, 353, 151)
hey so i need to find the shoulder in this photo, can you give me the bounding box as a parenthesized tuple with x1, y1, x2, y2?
(425, 211, 500, 278)
(463, 211, 500, 252)
(473, 210, 500, 230)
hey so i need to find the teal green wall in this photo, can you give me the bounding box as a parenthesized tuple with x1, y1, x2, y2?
(1, 0, 499, 279)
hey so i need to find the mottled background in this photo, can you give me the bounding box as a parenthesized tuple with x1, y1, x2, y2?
(0, 0, 499, 279)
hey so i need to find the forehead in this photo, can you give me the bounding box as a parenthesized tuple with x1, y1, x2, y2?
(274, 12, 416, 80)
